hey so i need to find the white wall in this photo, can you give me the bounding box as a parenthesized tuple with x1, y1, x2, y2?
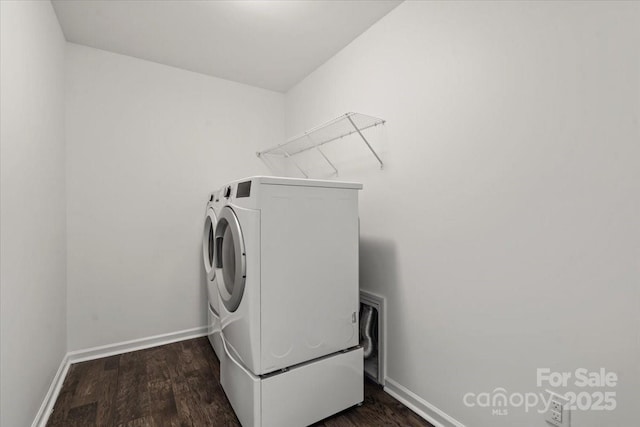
(285, 2, 639, 426)
(65, 44, 284, 351)
(0, 1, 67, 426)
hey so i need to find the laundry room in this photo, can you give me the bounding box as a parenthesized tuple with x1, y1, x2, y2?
(1, 1, 638, 427)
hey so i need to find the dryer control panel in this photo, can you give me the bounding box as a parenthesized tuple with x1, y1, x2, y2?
(236, 181, 251, 198)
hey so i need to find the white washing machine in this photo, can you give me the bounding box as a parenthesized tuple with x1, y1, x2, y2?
(213, 176, 364, 427)
(202, 190, 224, 358)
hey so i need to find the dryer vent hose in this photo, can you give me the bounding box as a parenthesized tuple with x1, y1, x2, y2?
(360, 305, 376, 359)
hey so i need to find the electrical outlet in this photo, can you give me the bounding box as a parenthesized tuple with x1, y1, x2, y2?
(545, 390, 570, 427)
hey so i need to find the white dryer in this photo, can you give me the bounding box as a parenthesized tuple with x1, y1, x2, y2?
(214, 176, 364, 427)
(202, 190, 224, 358)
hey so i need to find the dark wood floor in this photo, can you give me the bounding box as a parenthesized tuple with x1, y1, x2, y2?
(47, 337, 433, 427)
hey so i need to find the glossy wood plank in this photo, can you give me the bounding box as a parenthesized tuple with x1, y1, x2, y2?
(47, 337, 434, 427)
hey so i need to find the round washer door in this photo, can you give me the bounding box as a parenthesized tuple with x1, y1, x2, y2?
(214, 206, 246, 313)
(202, 207, 218, 282)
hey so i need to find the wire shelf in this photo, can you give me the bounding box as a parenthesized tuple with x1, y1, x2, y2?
(257, 112, 385, 178)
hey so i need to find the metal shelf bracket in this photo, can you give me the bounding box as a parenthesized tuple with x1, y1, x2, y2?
(256, 112, 385, 177)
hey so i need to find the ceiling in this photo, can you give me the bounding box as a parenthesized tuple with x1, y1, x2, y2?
(52, 0, 401, 92)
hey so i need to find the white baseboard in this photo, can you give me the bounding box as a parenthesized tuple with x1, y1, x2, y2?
(67, 325, 209, 364)
(32, 325, 209, 427)
(31, 353, 70, 427)
(384, 378, 466, 427)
